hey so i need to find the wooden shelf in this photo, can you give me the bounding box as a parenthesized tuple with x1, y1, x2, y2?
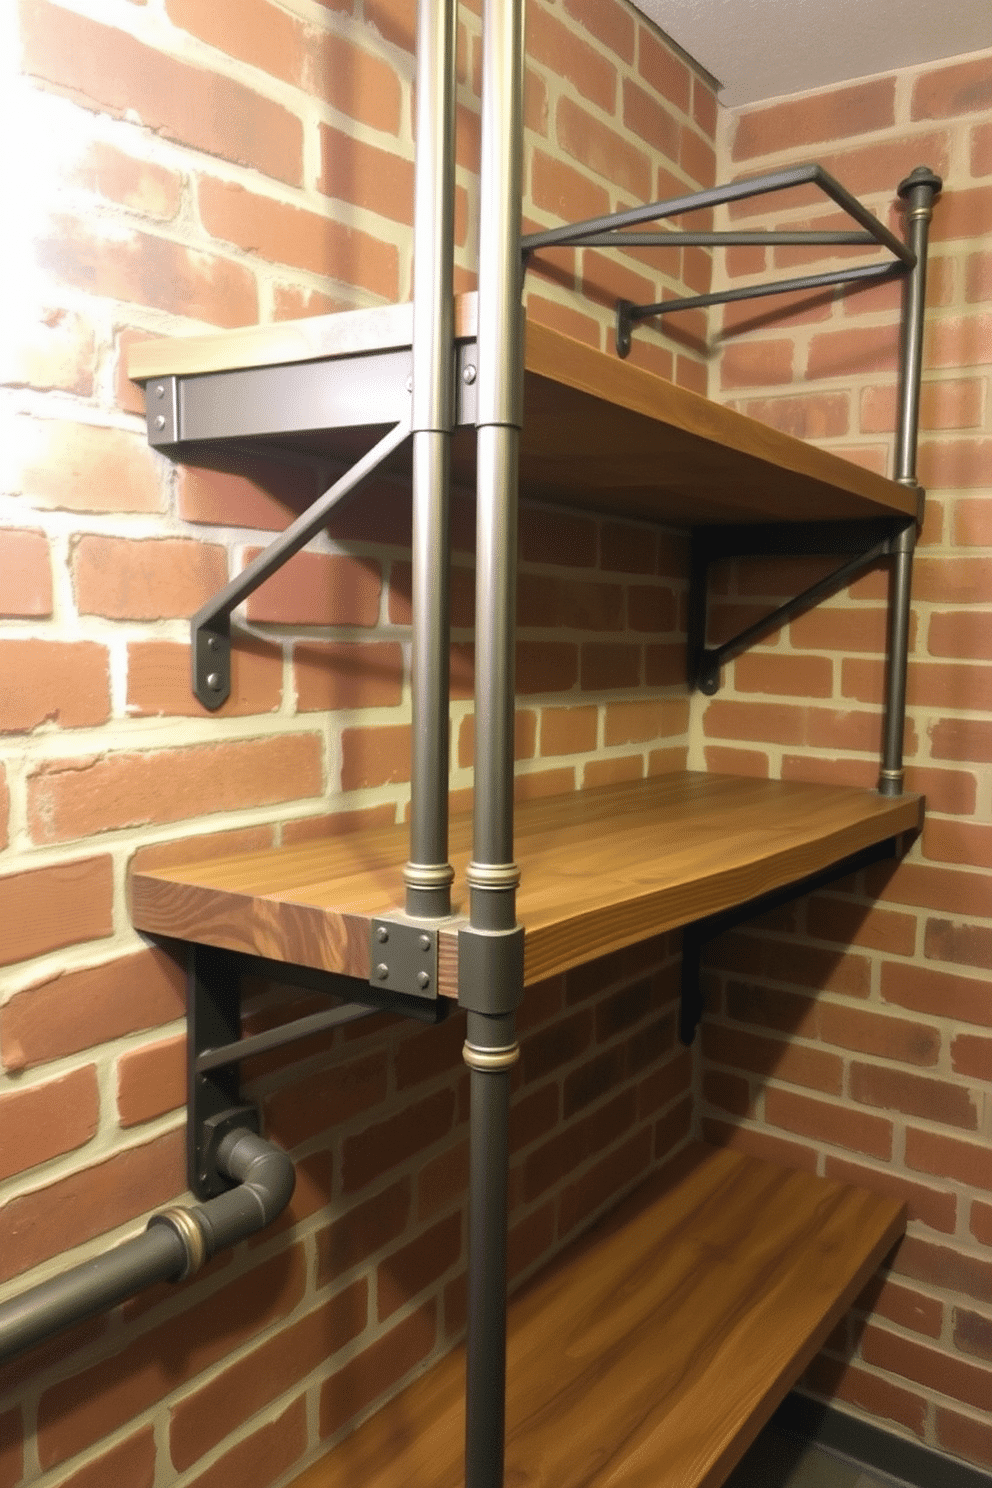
(287, 1143, 905, 1488)
(127, 298, 917, 528)
(130, 772, 922, 992)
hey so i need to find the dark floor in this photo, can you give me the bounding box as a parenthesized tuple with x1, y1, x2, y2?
(725, 1424, 911, 1488)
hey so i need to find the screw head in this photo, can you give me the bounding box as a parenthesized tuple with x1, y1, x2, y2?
(207, 634, 219, 652)
(416, 971, 430, 990)
(205, 672, 223, 691)
(154, 414, 166, 429)
(463, 364, 477, 385)
(376, 926, 389, 943)
(156, 384, 166, 399)
(376, 962, 390, 981)
(419, 933, 431, 951)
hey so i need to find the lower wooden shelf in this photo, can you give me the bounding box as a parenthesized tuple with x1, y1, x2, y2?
(129, 772, 922, 994)
(290, 1142, 905, 1488)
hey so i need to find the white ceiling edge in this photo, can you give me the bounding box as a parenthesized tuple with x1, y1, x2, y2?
(632, 0, 992, 107)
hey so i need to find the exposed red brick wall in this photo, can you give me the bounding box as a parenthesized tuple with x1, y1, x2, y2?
(1, 1, 710, 1483)
(699, 47, 992, 1471)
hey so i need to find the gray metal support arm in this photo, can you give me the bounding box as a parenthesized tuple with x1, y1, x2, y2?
(0, 1129, 294, 1365)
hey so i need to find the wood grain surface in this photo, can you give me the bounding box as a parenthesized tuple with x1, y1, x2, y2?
(126, 303, 915, 525)
(129, 772, 922, 993)
(288, 1143, 905, 1488)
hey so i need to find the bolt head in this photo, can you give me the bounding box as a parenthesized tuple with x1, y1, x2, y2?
(376, 962, 390, 981)
(205, 672, 222, 691)
(207, 634, 219, 652)
(156, 384, 166, 399)
(463, 364, 477, 384)
(376, 926, 389, 943)
(416, 971, 430, 989)
(154, 414, 166, 429)
(419, 933, 431, 951)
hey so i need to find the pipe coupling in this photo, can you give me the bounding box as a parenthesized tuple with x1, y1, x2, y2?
(148, 1206, 208, 1282)
(465, 860, 520, 893)
(463, 1040, 520, 1072)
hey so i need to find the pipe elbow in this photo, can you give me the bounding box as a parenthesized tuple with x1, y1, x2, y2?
(218, 1128, 296, 1226)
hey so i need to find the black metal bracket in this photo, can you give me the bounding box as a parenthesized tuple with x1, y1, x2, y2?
(523, 162, 915, 360)
(678, 836, 903, 1045)
(687, 517, 914, 695)
(370, 917, 440, 1000)
(188, 945, 448, 1199)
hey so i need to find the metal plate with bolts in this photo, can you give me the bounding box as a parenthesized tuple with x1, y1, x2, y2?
(370, 918, 438, 1000)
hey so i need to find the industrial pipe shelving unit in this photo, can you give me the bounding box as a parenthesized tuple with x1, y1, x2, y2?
(0, 0, 943, 1483)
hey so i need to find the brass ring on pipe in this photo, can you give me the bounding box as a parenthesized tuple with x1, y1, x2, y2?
(878, 768, 904, 785)
(151, 1206, 208, 1282)
(403, 861, 456, 890)
(465, 861, 520, 892)
(462, 1041, 520, 1072)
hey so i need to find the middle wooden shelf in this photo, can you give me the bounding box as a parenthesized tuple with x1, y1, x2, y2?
(130, 771, 922, 994)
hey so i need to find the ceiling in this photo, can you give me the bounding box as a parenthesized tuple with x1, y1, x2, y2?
(632, 0, 991, 106)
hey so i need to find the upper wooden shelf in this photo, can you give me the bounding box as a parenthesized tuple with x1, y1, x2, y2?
(130, 772, 922, 995)
(127, 297, 917, 528)
(287, 1142, 905, 1488)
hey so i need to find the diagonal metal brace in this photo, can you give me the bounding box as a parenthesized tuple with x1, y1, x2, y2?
(191, 418, 411, 708)
(688, 518, 913, 695)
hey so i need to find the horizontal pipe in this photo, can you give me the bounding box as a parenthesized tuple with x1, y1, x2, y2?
(0, 1129, 294, 1365)
(627, 260, 902, 324)
(196, 1002, 374, 1073)
(549, 229, 876, 248)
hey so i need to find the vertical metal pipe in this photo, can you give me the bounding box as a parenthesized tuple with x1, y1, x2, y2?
(464, 2, 525, 1486)
(406, 0, 458, 916)
(878, 166, 941, 798)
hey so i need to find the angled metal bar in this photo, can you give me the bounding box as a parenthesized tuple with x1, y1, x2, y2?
(617, 261, 901, 357)
(190, 417, 411, 708)
(195, 1003, 376, 1074)
(551, 229, 876, 248)
(679, 837, 901, 1044)
(691, 532, 900, 695)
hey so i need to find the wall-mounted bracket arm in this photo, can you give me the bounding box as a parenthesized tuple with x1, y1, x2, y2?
(189, 418, 411, 708)
(688, 519, 911, 695)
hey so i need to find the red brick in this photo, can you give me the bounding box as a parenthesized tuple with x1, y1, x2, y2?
(319, 1304, 436, 1439)
(894, 1235, 992, 1302)
(0, 1127, 184, 1284)
(806, 896, 917, 957)
(912, 56, 992, 120)
(264, 1052, 389, 1151)
(722, 981, 818, 1042)
(802, 1357, 927, 1437)
(703, 697, 889, 757)
(185, 1395, 307, 1488)
(719, 338, 795, 389)
(127, 636, 283, 718)
(621, 78, 680, 163)
(638, 27, 691, 114)
(2, 948, 183, 1072)
(525, 292, 601, 349)
(169, 1287, 366, 1470)
(281, 803, 395, 846)
(928, 311, 992, 369)
(850, 1063, 977, 1130)
(0, 1066, 98, 1182)
(314, 1179, 412, 1287)
(936, 1407, 992, 1473)
(955, 1308, 992, 1364)
(13, 416, 163, 514)
(818, 1004, 939, 1067)
(603, 698, 687, 746)
(598, 520, 659, 575)
(693, 77, 717, 138)
(732, 78, 896, 159)
(737, 393, 850, 441)
(645, 644, 686, 687)
(734, 651, 833, 698)
(539, 704, 598, 756)
(907, 1127, 992, 1191)
(74, 140, 183, 220)
(919, 436, 992, 488)
(72, 535, 226, 619)
(198, 176, 399, 300)
(862, 378, 984, 434)
(519, 505, 597, 567)
(563, 0, 634, 60)
(21, 0, 303, 185)
(0, 531, 50, 617)
(858, 1276, 943, 1339)
(929, 610, 992, 661)
(861, 1326, 992, 1413)
(953, 498, 992, 547)
(0, 855, 113, 971)
(165, 0, 309, 87)
(530, 149, 610, 228)
(318, 125, 413, 225)
(294, 640, 403, 712)
(5, 306, 96, 397)
(823, 1156, 956, 1234)
(807, 324, 900, 380)
(581, 642, 641, 691)
(702, 1117, 819, 1174)
(923, 818, 992, 870)
(245, 549, 381, 626)
(951, 1033, 992, 1080)
(764, 1087, 892, 1159)
(361, 0, 414, 53)
(523, 1091, 638, 1202)
(930, 717, 991, 764)
(28, 734, 323, 844)
(703, 1023, 843, 1095)
(37, 1247, 306, 1469)
(966, 250, 992, 302)
(971, 1200, 992, 1246)
(177, 457, 317, 529)
(339, 722, 411, 790)
(680, 126, 716, 190)
(117, 1035, 185, 1127)
(0, 1411, 21, 1488)
(0, 638, 110, 732)
(703, 744, 770, 777)
(882, 961, 991, 1030)
(57, 1429, 155, 1488)
(627, 583, 678, 633)
(515, 641, 579, 695)
(342, 1089, 456, 1193)
(377, 1212, 462, 1320)
(527, 7, 615, 111)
